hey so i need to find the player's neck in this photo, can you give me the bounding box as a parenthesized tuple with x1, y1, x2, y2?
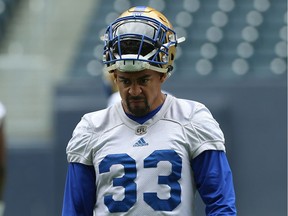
(125, 103, 164, 124)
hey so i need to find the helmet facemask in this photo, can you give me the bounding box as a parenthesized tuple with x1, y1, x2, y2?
(102, 13, 185, 75)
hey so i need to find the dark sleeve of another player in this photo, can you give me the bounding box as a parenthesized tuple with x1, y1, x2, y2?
(191, 150, 237, 215)
(62, 163, 96, 216)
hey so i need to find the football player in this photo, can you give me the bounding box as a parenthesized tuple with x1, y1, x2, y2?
(62, 6, 237, 216)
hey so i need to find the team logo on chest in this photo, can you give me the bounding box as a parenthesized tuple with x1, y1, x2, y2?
(135, 125, 147, 135)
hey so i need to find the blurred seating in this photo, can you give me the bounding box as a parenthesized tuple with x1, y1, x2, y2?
(68, 0, 287, 79)
(0, 0, 20, 41)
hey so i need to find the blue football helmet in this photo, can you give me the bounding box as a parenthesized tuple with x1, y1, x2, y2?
(102, 6, 185, 74)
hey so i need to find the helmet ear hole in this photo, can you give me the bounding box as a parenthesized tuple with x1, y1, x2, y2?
(167, 65, 173, 72)
(171, 54, 174, 61)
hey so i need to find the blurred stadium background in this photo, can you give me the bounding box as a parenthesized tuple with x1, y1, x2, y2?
(0, 0, 286, 215)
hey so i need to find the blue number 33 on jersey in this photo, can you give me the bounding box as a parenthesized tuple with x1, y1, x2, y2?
(99, 149, 182, 213)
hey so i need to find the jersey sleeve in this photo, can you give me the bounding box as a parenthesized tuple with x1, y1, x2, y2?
(186, 102, 226, 158)
(66, 115, 96, 165)
(62, 163, 96, 216)
(192, 150, 237, 215)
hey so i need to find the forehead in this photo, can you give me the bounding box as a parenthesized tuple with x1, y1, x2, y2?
(115, 69, 159, 79)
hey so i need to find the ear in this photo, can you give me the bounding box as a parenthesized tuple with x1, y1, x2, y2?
(112, 71, 117, 81)
(160, 73, 168, 83)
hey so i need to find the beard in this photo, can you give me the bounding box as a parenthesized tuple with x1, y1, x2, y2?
(126, 96, 150, 117)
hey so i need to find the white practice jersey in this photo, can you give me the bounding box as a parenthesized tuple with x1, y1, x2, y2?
(67, 94, 225, 216)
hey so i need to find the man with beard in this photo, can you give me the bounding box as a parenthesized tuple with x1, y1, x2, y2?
(62, 6, 237, 216)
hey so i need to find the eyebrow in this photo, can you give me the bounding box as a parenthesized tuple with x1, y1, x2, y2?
(118, 74, 152, 80)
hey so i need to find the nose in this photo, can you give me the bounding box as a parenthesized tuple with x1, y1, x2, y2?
(128, 83, 142, 96)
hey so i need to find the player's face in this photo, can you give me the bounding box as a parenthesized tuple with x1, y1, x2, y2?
(114, 69, 167, 117)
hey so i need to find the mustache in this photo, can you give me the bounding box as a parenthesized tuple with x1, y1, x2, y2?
(127, 96, 145, 100)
